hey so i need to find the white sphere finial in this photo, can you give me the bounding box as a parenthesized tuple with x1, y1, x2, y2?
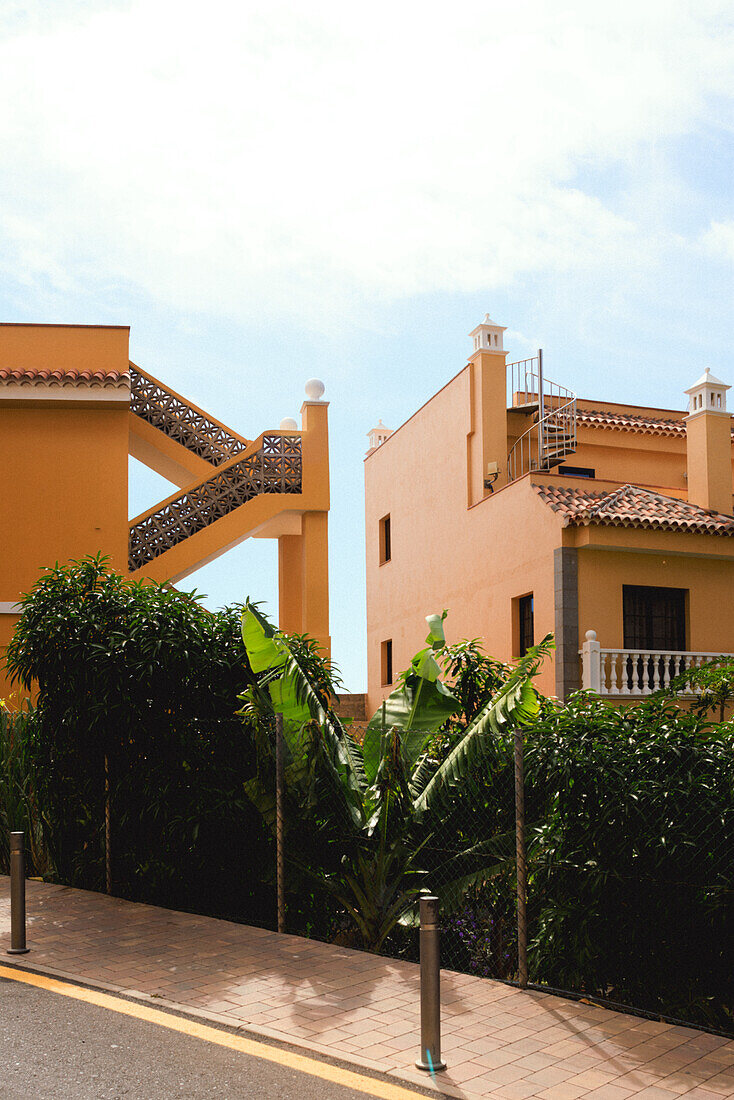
(585, 630, 597, 641)
(280, 417, 298, 430)
(305, 378, 325, 401)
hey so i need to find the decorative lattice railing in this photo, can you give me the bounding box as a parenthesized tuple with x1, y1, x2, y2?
(129, 434, 302, 571)
(130, 365, 248, 465)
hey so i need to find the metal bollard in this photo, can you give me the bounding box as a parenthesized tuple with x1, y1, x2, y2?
(416, 895, 446, 1072)
(7, 832, 30, 955)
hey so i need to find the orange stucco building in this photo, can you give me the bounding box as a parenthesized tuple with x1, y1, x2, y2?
(365, 316, 734, 713)
(0, 323, 330, 696)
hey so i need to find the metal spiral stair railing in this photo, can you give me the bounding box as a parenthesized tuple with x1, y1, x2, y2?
(129, 434, 302, 571)
(130, 365, 249, 466)
(507, 350, 577, 481)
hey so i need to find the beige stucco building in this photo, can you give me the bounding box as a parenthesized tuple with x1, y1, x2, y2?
(364, 316, 734, 714)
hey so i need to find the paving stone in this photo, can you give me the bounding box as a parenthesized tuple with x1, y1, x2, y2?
(1, 877, 732, 1099)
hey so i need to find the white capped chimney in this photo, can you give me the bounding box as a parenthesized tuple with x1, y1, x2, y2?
(685, 367, 730, 415)
(469, 313, 507, 355)
(684, 367, 733, 515)
(367, 419, 393, 454)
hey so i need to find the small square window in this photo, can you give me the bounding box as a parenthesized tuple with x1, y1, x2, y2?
(379, 514, 391, 565)
(381, 639, 393, 686)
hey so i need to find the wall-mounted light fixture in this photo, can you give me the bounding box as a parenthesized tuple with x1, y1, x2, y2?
(484, 461, 500, 493)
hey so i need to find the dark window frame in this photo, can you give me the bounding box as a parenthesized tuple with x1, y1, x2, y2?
(379, 514, 391, 565)
(558, 464, 595, 479)
(381, 639, 393, 685)
(622, 585, 687, 651)
(519, 593, 534, 657)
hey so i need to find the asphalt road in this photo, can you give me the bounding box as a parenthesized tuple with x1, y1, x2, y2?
(0, 976, 432, 1100)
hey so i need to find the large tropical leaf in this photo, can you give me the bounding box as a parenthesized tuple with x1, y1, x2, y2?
(425, 832, 516, 912)
(413, 635, 553, 816)
(241, 600, 368, 801)
(362, 680, 456, 782)
(241, 601, 286, 673)
(364, 613, 460, 773)
(242, 776, 277, 828)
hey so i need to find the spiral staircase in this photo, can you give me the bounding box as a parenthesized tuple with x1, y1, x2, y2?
(507, 350, 577, 481)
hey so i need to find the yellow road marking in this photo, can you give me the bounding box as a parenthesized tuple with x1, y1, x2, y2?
(0, 964, 431, 1100)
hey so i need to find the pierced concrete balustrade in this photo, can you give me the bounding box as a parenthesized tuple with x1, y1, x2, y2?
(128, 433, 302, 571)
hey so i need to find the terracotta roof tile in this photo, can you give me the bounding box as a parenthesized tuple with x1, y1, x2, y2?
(576, 408, 690, 435)
(0, 366, 130, 389)
(535, 482, 734, 536)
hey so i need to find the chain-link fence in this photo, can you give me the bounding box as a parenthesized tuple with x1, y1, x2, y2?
(522, 724, 734, 1034)
(272, 718, 734, 1036)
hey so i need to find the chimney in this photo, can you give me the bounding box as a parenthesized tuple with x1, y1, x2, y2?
(366, 419, 393, 456)
(684, 368, 733, 515)
(469, 313, 506, 354)
(466, 312, 508, 504)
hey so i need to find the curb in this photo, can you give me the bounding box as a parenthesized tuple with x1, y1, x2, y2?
(1, 955, 454, 1098)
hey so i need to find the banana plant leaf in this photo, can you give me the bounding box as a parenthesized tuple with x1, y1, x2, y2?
(363, 612, 460, 782)
(242, 777, 276, 828)
(241, 603, 310, 727)
(268, 675, 311, 729)
(241, 602, 286, 674)
(413, 635, 553, 816)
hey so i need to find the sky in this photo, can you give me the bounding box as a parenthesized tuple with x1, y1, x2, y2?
(1, 0, 732, 690)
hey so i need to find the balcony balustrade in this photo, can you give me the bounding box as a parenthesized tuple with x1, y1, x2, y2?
(580, 630, 732, 696)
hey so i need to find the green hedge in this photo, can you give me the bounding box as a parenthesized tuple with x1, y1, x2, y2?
(525, 694, 734, 1032)
(5, 556, 273, 923)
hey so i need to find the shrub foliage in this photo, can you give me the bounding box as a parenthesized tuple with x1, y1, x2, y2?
(525, 693, 734, 1031)
(2, 560, 732, 1032)
(5, 556, 270, 920)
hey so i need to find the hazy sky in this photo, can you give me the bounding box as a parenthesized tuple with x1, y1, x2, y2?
(1, 1, 732, 689)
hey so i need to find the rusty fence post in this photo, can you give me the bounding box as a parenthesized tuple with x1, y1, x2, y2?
(275, 713, 285, 934)
(8, 831, 30, 955)
(514, 726, 528, 988)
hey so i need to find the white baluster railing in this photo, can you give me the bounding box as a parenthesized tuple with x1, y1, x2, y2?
(579, 631, 733, 696)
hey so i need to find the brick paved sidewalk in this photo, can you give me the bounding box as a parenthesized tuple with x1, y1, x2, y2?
(1, 879, 733, 1099)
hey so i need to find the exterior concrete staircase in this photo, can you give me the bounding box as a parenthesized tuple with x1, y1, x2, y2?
(127, 364, 305, 584)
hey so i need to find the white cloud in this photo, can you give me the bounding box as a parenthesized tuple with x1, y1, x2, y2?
(702, 220, 734, 261)
(0, 0, 732, 328)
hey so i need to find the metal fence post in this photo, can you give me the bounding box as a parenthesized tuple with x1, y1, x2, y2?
(416, 895, 446, 1072)
(514, 727, 528, 988)
(7, 831, 30, 955)
(104, 754, 112, 895)
(275, 713, 285, 934)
